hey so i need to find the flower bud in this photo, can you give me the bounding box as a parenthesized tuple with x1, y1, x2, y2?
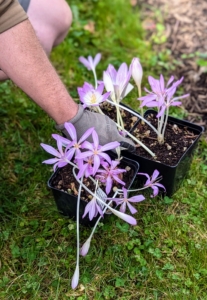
(131, 57, 143, 87)
(80, 238, 91, 256)
(71, 265, 79, 289)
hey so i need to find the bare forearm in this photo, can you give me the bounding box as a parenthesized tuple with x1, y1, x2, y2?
(0, 19, 78, 124)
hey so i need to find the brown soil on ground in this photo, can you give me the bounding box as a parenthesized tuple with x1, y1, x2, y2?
(135, 0, 207, 132)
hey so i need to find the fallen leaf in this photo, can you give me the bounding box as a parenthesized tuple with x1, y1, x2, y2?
(142, 19, 156, 30)
(130, 0, 137, 6)
(84, 21, 95, 33)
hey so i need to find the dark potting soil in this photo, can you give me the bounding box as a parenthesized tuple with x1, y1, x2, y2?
(51, 160, 135, 201)
(100, 102, 138, 132)
(132, 113, 198, 166)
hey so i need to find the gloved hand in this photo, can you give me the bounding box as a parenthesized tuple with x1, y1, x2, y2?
(56, 104, 135, 152)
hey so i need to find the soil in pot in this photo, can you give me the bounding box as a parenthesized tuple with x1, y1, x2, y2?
(50, 160, 135, 201)
(132, 112, 199, 166)
(99, 102, 138, 132)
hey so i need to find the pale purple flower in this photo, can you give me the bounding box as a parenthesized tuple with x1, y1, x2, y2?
(138, 75, 189, 114)
(64, 123, 94, 158)
(82, 195, 104, 220)
(156, 92, 189, 118)
(77, 82, 110, 108)
(40, 136, 74, 171)
(131, 57, 143, 87)
(79, 53, 101, 71)
(111, 187, 145, 214)
(103, 63, 133, 101)
(96, 160, 126, 195)
(76, 156, 94, 179)
(138, 169, 165, 197)
(76, 130, 120, 175)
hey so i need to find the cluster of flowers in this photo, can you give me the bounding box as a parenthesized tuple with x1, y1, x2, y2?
(41, 53, 189, 289)
(78, 53, 189, 145)
(41, 123, 165, 289)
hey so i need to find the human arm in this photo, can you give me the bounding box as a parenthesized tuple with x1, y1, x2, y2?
(0, 18, 78, 124)
(0, 3, 134, 150)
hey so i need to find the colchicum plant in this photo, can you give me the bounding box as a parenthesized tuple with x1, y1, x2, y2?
(78, 53, 189, 151)
(41, 53, 191, 288)
(41, 124, 165, 288)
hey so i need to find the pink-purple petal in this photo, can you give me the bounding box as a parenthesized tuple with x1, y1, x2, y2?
(58, 161, 68, 168)
(76, 151, 93, 160)
(92, 130, 99, 149)
(78, 127, 94, 144)
(94, 53, 102, 67)
(100, 141, 120, 152)
(79, 56, 92, 70)
(119, 202, 127, 213)
(129, 195, 145, 202)
(40, 143, 61, 158)
(105, 176, 113, 195)
(126, 202, 137, 214)
(64, 123, 77, 142)
(151, 169, 159, 181)
(42, 158, 59, 165)
(137, 172, 150, 181)
(93, 155, 101, 175)
(151, 185, 159, 197)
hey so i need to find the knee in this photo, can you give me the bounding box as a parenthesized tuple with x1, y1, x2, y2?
(0, 70, 9, 81)
(58, 1, 73, 35)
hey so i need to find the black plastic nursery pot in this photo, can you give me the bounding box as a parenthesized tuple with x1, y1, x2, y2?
(47, 154, 139, 226)
(122, 110, 204, 197)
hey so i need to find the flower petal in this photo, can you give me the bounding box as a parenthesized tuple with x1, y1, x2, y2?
(79, 56, 92, 70)
(105, 176, 113, 195)
(100, 141, 120, 152)
(127, 202, 137, 214)
(93, 155, 101, 175)
(42, 158, 59, 165)
(64, 123, 77, 142)
(78, 127, 94, 144)
(93, 53, 102, 68)
(119, 202, 127, 213)
(129, 195, 145, 202)
(40, 143, 61, 158)
(151, 170, 160, 182)
(151, 185, 159, 197)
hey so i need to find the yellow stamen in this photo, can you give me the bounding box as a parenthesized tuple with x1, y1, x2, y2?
(90, 94, 97, 104)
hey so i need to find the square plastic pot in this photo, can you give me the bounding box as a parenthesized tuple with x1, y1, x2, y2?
(47, 154, 140, 226)
(122, 110, 204, 197)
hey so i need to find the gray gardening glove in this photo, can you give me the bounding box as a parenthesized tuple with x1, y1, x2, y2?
(56, 104, 135, 152)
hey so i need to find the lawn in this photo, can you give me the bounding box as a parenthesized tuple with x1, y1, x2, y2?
(0, 0, 207, 299)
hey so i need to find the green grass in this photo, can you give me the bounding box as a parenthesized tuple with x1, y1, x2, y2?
(0, 0, 207, 299)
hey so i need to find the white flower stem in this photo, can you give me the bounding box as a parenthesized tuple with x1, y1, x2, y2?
(109, 96, 125, 131)
(92, 69, 98, 89)
(72, 167, 136, 224)
(116, 185, 150, 193)
(161, 107, 169, 141)
(82, 191, 119, 255)
(106, 99, 159, 135)
(71, 176, 83, 289)
(97, 106, 105, 115)
(116, 123, 155, 157)
(137, 84, 144, 118)
(157, 109, 164, 137)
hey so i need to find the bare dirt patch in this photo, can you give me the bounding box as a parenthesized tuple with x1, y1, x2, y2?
(137, 0, 207, 131)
